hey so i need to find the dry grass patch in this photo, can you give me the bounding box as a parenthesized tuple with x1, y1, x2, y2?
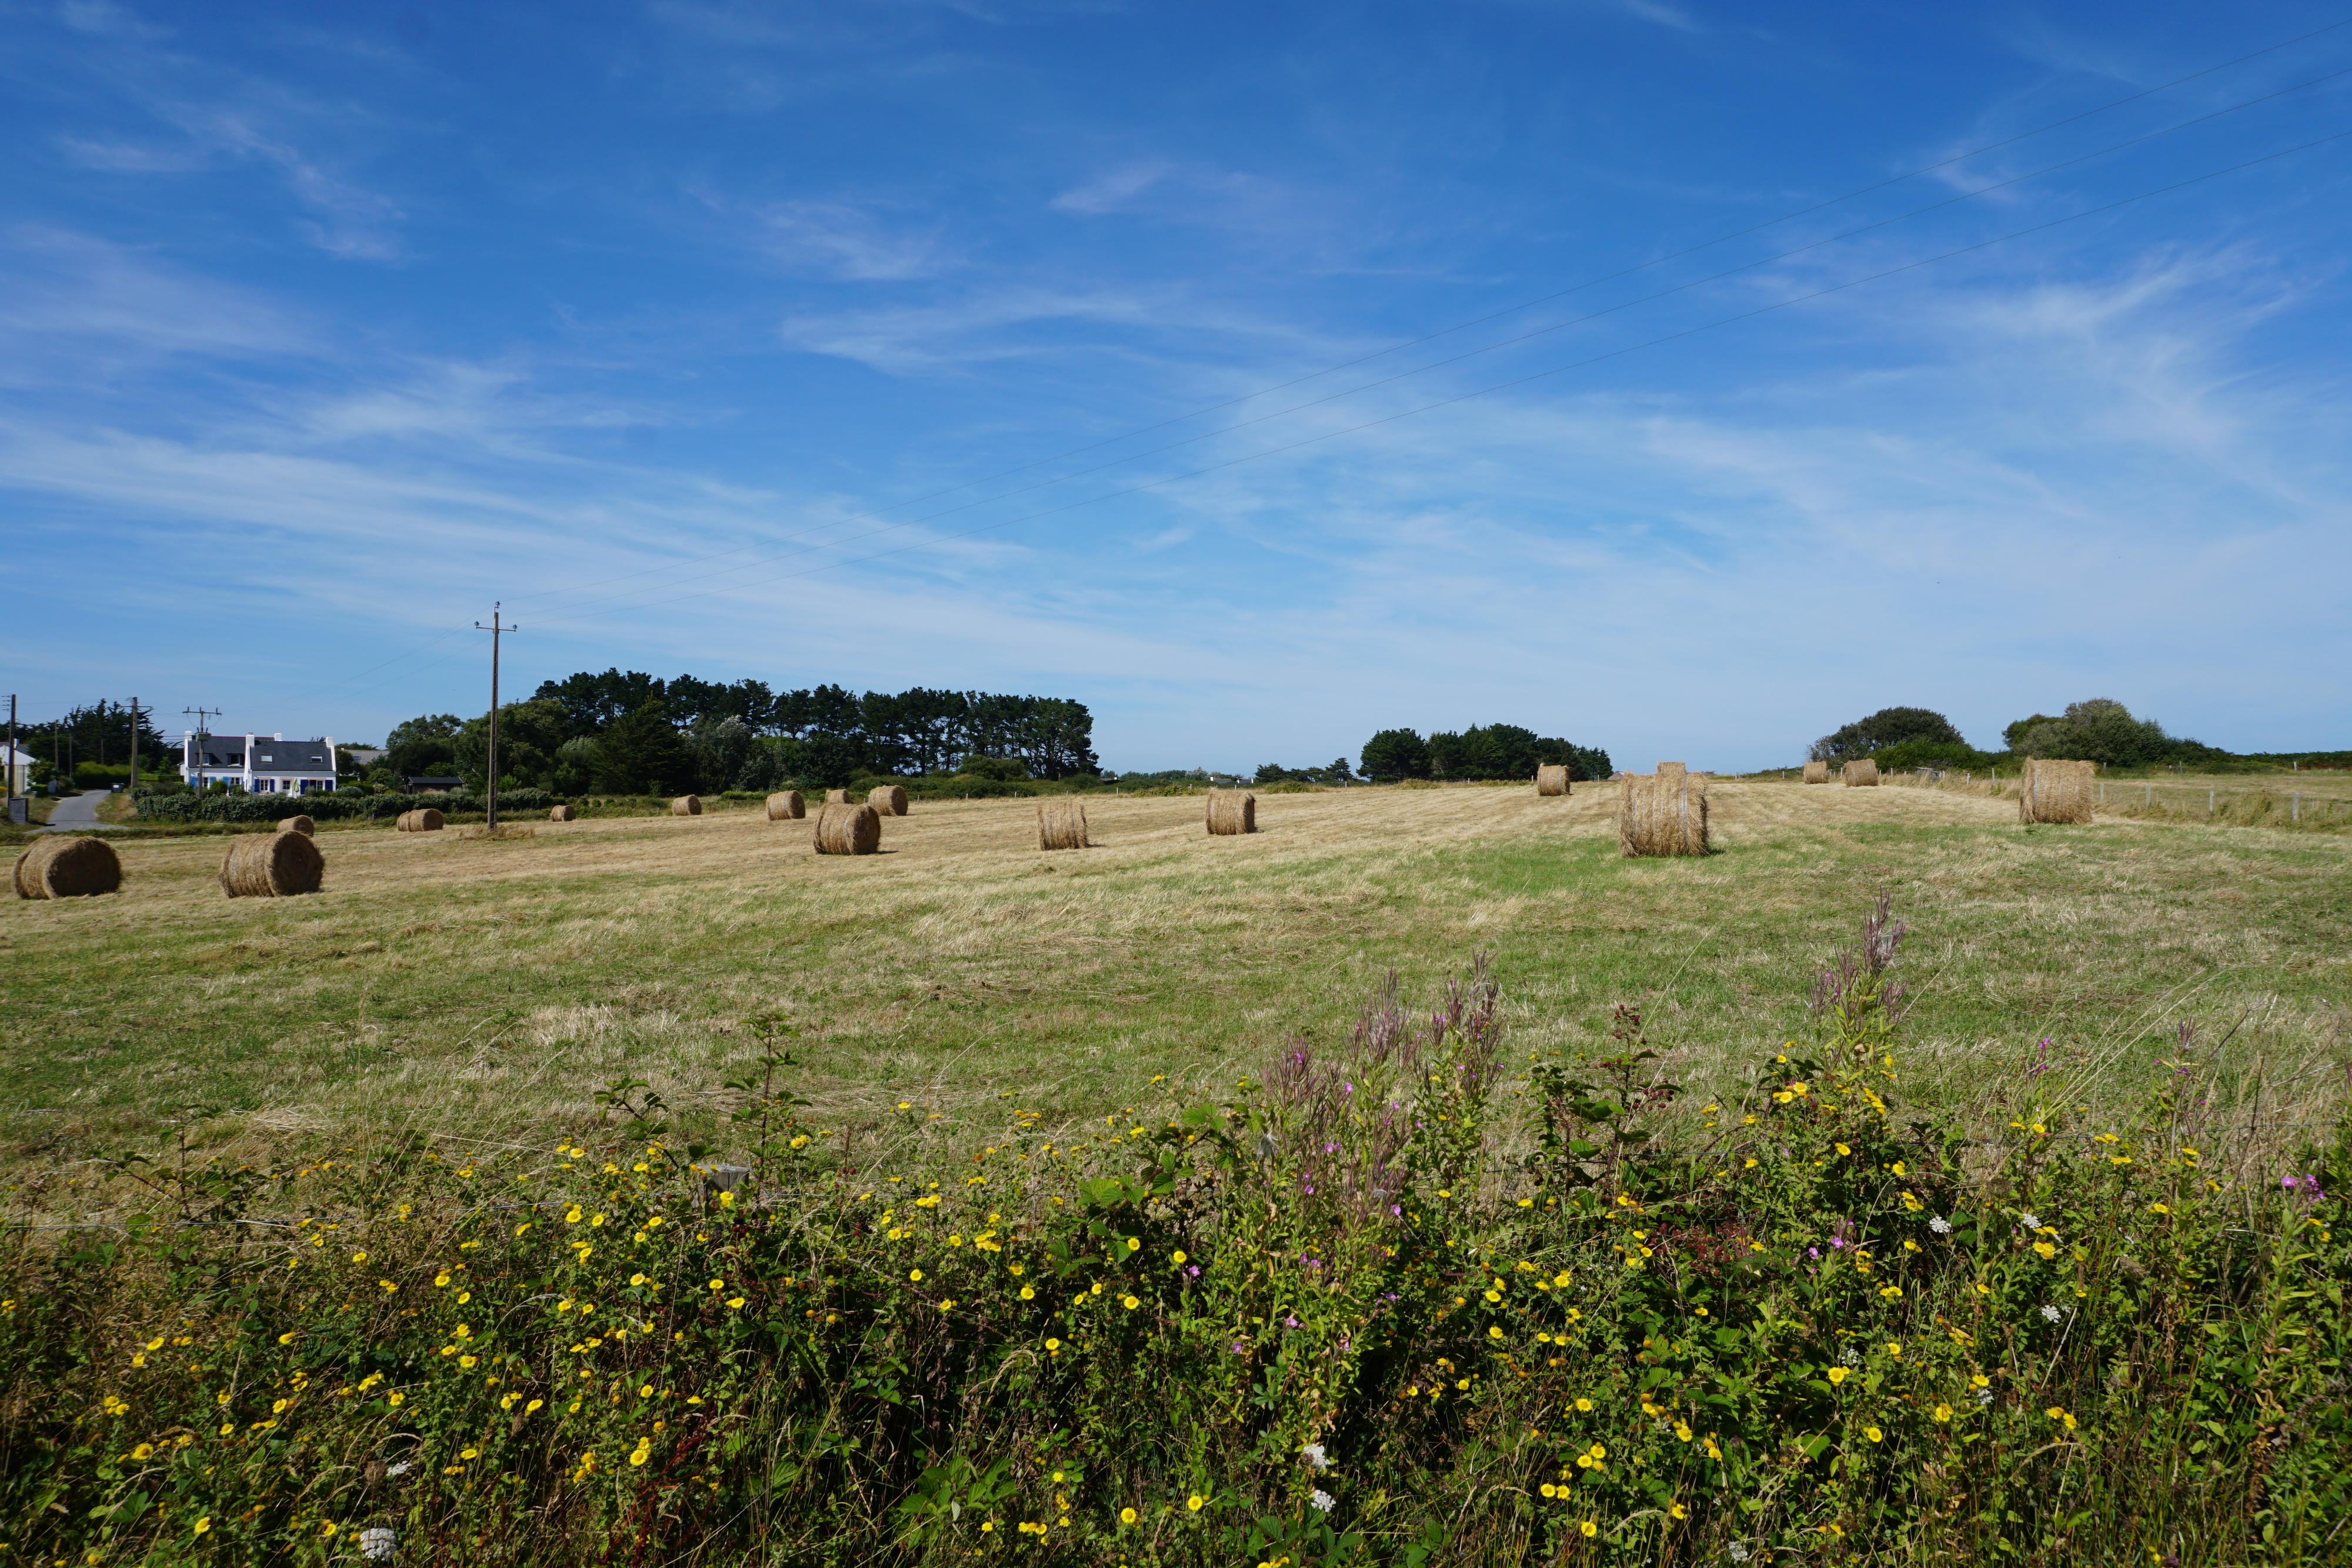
(1, 782, 2346, 1179)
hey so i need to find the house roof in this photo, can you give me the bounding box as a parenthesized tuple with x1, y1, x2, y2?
(186, 735, 337, 773)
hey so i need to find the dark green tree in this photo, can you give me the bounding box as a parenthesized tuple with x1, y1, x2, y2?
(36, 700, 171, 785)
(532, 671, 663, 738)
(1361, 728, 1431, 781)
(682, 715, 755, 794)
(385, 714, 464, 780)
(1809, 707, 1968, 763)
(2010, 699, 2186, 768)
(2003, 713, 2059, 750)
(791, 733, 866, 789)
(592, 703, 691, 795)
(453, 699, 568, 793)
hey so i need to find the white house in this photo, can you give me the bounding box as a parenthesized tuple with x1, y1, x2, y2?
(181, 733, 339, 795)
(2, 744, 33, 795)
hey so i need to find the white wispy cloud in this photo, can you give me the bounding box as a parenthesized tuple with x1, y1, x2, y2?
(0, 226, 311, 367)
(775, 280, 1328, 376)
(38, 12, 409, 260)
(754, 199, 951, 280)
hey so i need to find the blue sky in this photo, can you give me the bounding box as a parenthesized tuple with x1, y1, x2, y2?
(2, 0, 2347, 771)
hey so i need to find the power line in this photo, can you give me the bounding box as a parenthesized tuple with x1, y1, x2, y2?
(516, 66, 2352, 626)
(501, 14, 2352, 613)
(521, 126, 2352, 627)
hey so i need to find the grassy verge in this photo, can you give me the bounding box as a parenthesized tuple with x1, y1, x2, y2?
(4, 907, 2344, 1564)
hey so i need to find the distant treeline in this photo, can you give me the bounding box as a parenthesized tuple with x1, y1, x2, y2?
(1809, 700, 2297, 773)
(16, 701, 173, 788)
(1351, 724, 1611, 784)
(368, 671, 1099, 797)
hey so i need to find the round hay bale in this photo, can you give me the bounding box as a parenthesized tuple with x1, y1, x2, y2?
(278, 814, 316, 836)
(396, 808, 445, 833)
(824, 788, 850, 805)
(813, 801, 881, 855)
(868, 783, 908, 817)
(1842, 760, 1880, 788)
(14, 835, 122, 899)
(220, 830, 324, 898)
(670, 795, 702, 817)
(2019, 758, 2096, 825)
(1535, 764, 1571, 797)
(1205, 789, 1256, 836)
(766, 790, 805, 821)
(1802, 761, 1829, 784)
(548, 804, 576, 823)
(1037, 798, 1090, 850)
(1617, 773, 1709, 858)
(1656, 761, 1686, 778)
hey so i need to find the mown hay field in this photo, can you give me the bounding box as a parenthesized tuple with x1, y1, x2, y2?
(5, 781, 2348, 1168)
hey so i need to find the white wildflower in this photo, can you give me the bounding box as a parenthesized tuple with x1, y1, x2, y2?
(2020, 1212, 2040, 1229)
(1301, 1442, 1330, 1471)
(384, 1460, 413, 1477)
(359, 1527, 397, 1561)
(1839, 1345, 1861, 1366)
(1928, 1216, 1952, 1235)
(1310, 1489, 1335, 1513)
(1729, 1543, 1752, 1563)
(1975, 1388, 1994, 1405)
(2040, 1304, 2062, 1323)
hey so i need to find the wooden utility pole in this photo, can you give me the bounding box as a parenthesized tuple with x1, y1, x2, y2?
(475, 604, 517, 831)
(5, 693, 15, 819)
(183, 707, 220, 791)
(128, 697, 141, 798)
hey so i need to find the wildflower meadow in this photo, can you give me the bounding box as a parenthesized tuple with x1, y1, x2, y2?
(4, 899, 2346, 1564)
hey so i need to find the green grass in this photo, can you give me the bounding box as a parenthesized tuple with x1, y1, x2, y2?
(2, 783, 2347, 1175)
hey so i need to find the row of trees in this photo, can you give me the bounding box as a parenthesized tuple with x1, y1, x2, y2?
(1357, 724, 1612, 784)
(14, 701, 173, 788)
(372, 672, 1101, 797)
(1809, 699, 2236, 771)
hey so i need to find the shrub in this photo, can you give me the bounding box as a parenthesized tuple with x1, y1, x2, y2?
(1872, 738, 2000, 772)
(8, 909, 2343, 1564)
(1810, 707, 1969, 764)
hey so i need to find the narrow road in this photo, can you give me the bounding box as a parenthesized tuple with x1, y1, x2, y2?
(39, 790, 116, 831)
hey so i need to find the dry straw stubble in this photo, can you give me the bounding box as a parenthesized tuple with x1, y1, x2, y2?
(814, 802, 882, 856)
(766, 791, 805, 821)
(1619, 771, 1709, 858)
(2020, 758, 2097, 825)
(1037, 798, 1091, 851)
(13, 835, 123, 899)
(279, 815, 315, 837)
(670, 795, 702, 817)
(1206, 790, 1257, 836)
(220, 830, 324, 898)
(1803, 761, 1830, 784)
(1842, 760, 1880, 787)
(869, 784, 908, 817)
(1535, 764, 1571, 797)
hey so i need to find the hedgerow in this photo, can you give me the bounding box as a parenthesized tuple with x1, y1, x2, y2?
(2, 903, 2345, 1564)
